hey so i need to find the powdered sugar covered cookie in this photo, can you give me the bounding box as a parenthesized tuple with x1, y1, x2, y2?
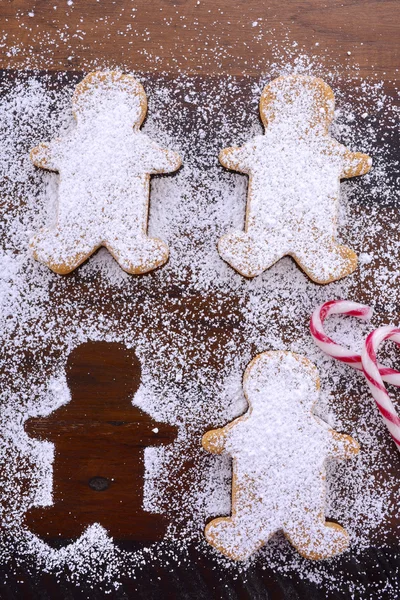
(202, 351, 359, 561)
(30, 71, 182, 275)
(218, 75, 372, 284)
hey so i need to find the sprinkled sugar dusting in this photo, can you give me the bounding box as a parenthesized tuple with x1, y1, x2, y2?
(0, 48, 399, 597)
(30, 71, 181, 275)
(203, 351, 360, 562)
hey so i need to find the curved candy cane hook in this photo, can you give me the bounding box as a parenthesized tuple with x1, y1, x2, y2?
(310, 300, 400, 453)
(310, 300, 400, 385)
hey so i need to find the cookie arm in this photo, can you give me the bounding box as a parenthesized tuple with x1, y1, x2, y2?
(202, 417, 244, 454)
(219, 146, 249, 173)
(328, 430, 360, 459)
(202, 427, 228, 454)
(156, 148, 182, 173)
(148, 144, 182, 174)
(30, 142, 59, 172)
(341, 149, 372, 178)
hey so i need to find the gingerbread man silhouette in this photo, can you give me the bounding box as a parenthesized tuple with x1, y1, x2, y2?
(218, 75, 372, 284)
(30, 71, 182, 275)
(24, 341, 178, 543)
(202, 351, 359, 561)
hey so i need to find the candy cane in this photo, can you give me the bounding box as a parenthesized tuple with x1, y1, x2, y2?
(361, 327, 400, 451)
(310, 300, 400, 386)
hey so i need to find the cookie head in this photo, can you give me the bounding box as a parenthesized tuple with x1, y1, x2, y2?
(259, 75, 335, 134)
(72, 71, 147, 128)
(243, 351, 320, 414)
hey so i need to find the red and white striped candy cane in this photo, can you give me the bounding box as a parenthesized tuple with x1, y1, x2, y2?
(310, 300, 400, 386)
(361, 327, 400, 451)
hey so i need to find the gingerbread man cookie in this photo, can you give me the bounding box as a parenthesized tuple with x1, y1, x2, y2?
(218, 75, 372, 284)
(202, 351, 359, 561)
(30, 71, 182, 275)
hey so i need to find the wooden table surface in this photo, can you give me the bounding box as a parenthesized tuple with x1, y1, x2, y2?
(0, 1, 399, 599)
(1, 0, 399, 79)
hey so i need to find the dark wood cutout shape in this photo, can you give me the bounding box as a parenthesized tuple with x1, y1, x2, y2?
(24, 341, 178, 544)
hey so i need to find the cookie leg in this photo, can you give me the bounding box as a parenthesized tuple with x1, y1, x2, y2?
(284, 519, 350, 560)
(205, 516, 266, 561)
(218, 230, 282, 278)
(105, 234, 169, 274)
(31, 227, 97, 275)
(293, 241, 357, 284)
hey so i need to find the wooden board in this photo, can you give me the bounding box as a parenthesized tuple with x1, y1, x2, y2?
(0, 0, 399, 79)
(0, 0, 399, 598)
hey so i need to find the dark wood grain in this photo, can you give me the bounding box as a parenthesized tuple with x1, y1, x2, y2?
(0, 0, 399, 79)
(24, 341, 178, 542)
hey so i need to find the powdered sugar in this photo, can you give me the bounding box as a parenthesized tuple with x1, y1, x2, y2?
(30, 71, 181, 275)
(203, 351, 359, 561)
(218, 75, 372, 284)
(0, 57, 398, 597)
